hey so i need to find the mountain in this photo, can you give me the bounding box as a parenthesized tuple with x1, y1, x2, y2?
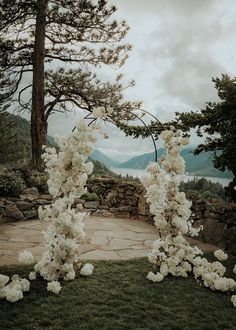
(119, 148, 233, 179)
(90, 149, 121, 168)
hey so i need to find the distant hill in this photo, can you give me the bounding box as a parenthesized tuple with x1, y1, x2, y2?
(119, 148, 233, 179)
(90, 149, 121, 168)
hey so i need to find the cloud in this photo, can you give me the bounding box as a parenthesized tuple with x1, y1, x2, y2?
(45, 0, 236, 161)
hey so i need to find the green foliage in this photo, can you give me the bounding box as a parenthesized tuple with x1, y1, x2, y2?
(0, 168, 26, 196)
(0, 256, 236, 330)
(171, 74, 236, 201)
(0, 111, 30, 164)
(0, 112, 60, 165)
(180, 177, 226, 201)
(82, 192, 99, 202)
(89, 158, 139, 183)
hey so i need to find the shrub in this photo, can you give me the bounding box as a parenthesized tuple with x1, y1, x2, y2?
(82, 192, 99, 201)
(0, 168, 26, 196)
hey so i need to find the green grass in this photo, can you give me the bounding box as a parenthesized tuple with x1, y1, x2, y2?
(0, 256, 236, 330)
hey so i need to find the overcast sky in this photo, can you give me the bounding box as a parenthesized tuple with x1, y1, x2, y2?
(48, 0, 236, 162)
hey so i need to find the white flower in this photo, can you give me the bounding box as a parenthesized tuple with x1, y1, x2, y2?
(146, 162, 160, 174)
(47, 281, 61, 294)
(92, 106, 106, 118)
(180, 137, 189, 145)
(29, 272, 36, 281)
(5, 288, 23, 303)
(64, 271, 75, 281)
(80, 263, 94, 276)
(233, 265, 236, 275)
(0, 274, 9, 288)
(214, 277, 236, 292)
(18, 251, 34, 265)
(214, 249, 228, 261)
(231, 295, 236, 307)
(20, 279, 30, 292)
(147, 271, 164, 283)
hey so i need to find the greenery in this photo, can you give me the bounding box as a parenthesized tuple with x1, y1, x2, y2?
(90, 158, 140, 183)
(0, 256, 236, 330)
(180, 177, 226, 201)
(0, 168, 26, 196)
(170, 75, 236, 201)
(0, 113, 57, 166)
(82, 192, 99, 202)
(0, 112, 30, 165)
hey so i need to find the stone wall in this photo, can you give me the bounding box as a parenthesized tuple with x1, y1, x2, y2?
(0, 176, 235, 254)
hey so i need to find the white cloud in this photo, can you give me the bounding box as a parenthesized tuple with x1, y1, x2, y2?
(47, 0, 236, 161)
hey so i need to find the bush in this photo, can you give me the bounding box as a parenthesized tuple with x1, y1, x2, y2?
(82, 192, 99, 201)
(0, 168, 26, 196)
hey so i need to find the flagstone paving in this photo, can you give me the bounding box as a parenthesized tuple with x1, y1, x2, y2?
(0, 217, 219, 266)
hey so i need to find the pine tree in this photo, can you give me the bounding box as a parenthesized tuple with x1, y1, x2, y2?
(170, 75, 236, 201)
(0, 0, 140, 170)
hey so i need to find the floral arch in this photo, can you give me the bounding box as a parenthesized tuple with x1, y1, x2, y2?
(0, 107, 236, 307)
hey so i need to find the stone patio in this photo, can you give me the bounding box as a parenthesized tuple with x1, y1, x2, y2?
(0, 217, 218, 266)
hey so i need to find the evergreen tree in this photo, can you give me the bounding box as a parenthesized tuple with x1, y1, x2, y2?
(0, 111, 29, 164)
(170, 75, 236, 201)
(0, 0, 140, 170)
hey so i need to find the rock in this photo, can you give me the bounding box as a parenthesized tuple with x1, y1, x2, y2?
(4, 205, 24, 220)
(204, 210, 220, 219)
(36, 199, 51, 205)
(0, 206, 5, 216)
(84, 201, 100, 209)
(222, 212, 236, 225)
(74, 198, 86, 205)
(138, 192, 148, 216)
(39, 194, 53, 200)
(223, 226, 236, 254)
(194, 218, 226, 247)
(23, 209, 38, 219)
(16, 200, 34, 211)
(19, 194, 39, 202)
(22, 187, 39, 195)
(119, 205, 133, 212)
(114, 212, 131, 218)
(93, 209, 114, 217)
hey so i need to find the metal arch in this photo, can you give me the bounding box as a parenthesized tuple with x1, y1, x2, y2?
(72, 108, 164, 163)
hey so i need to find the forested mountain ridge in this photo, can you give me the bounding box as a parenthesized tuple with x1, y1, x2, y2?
(93, 148, 233, 179)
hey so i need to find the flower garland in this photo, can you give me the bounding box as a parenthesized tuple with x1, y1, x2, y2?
(0, 112, 103, 302)
(33, 119, 97, 282)
(142, 127, 236, 307)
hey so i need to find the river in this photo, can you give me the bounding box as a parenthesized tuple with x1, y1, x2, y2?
(110, 167, 231, 187)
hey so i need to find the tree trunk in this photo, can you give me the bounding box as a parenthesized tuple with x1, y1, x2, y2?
(31, 0, 47, 171)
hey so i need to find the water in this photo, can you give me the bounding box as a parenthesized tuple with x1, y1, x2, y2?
(110, 167, 231, 187)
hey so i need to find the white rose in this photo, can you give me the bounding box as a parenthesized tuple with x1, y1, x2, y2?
(214, 249, 228, 261)
(147, 271, 164, 283)
(47, 281, 61, 294)
(231, 295, 236, 307)
(80, 263, 94, 276)
(18, 251, 34, 265)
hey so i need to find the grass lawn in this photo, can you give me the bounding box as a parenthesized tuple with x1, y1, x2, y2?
(0, 255, 236, 330)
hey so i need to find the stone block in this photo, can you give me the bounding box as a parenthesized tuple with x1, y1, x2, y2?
(4, 205, 24, 220)
(22, 187, 39, 195)
(23, 209, 38, 219)
(195, 218, 226, 247)
(16, 201, 34, 211)
(84, 201, 100, 209)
